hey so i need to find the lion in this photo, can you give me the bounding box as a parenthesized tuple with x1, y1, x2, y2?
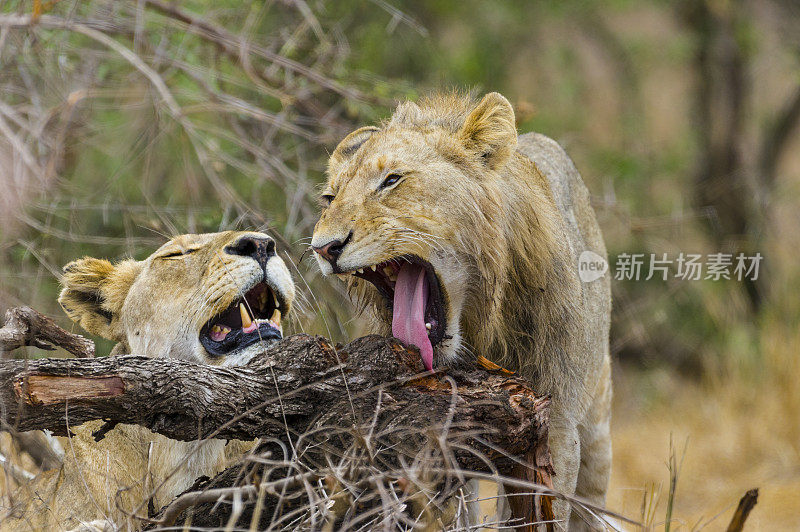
(3, 231, 295, 531)
(311, 92, 612, 530)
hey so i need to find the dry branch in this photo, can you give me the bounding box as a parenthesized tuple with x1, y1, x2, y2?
(0, 335, 548, 458)
(0, 334, 553, 528)
(141, 0, 373, 104)
(0, 306, 94, 359)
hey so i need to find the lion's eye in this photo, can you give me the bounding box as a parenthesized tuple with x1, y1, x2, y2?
(380, 173, 403, 189)
(320, 194, 335, 206)
(159, 248, 198, 259)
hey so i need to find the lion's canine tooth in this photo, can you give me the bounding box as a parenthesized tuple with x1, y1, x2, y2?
(370, 265, 377, 272)
(273, 292, 279, 308)
(271, 309, 281, 326)
(425, 323, 431, 330)
(239, 303, 253, 329)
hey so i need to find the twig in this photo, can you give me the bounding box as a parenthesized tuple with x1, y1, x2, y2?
(0, 15, 180, 116)
(725, 488, 759, 532)
(141, 0, 380, 104)
(0, 306, 94, 358)
(0, 13, 247, 213)
(158, 472, 318, 527)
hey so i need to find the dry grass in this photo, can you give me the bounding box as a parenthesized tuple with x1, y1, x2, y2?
(609, 318, 800, 530)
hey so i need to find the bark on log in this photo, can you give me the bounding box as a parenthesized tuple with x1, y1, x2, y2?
(0, 334, 553, 529)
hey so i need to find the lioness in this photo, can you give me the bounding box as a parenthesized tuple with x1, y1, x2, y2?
(311, 93, 611, 530)
(4, 231, 294, 531)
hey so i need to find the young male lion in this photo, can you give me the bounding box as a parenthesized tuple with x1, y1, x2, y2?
(4, 231, 294, 531)
(311, 93, 611, 530)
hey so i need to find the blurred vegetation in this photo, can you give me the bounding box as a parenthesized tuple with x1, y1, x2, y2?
(3, 0, 798, 371)
(1, 0, 800, 527)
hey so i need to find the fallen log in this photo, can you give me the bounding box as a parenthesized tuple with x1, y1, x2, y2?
(1, 334, 554, 530)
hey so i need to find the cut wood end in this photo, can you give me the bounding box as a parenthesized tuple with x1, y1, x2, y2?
(14, 375, 125, 405)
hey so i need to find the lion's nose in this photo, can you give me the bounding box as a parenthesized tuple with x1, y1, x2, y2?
(225, 234, 276, 268)
(312, 232, 351, 266)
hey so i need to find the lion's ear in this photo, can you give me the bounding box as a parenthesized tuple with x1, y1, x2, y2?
(329, 126, 380, 168)
(459, 92, 517, 170)
(58, 257, 141, 341)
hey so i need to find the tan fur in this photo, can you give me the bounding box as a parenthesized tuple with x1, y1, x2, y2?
(4, 231, 295, 531)
(312, 93, 612, 530)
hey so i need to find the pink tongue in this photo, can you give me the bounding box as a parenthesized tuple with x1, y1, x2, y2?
(392, 263, 433, 371)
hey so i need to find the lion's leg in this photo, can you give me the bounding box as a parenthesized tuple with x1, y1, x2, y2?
(548, 416, 581, 531)
(569, 357, 613, 531)
(495, 483, 512, 529)
(459, 479, 484, 526)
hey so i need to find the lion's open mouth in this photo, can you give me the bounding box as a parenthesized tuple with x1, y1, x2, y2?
(349, 256, 446, 370)
(199, 283, 284, 357)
